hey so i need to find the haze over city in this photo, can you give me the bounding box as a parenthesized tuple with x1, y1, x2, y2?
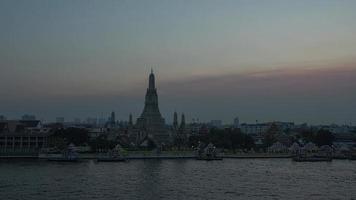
(1, 0, 356, 124)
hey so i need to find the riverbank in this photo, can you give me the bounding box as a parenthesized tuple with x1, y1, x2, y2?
(0, 152, 293, 160)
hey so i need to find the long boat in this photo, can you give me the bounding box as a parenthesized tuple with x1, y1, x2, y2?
(47, 143, 79, 162)
(47, 157, 80, 162)
(349, 153, 356, 160)
(292, 156, 332, 162)
(196, 142, 223, 161)
(196, 157, 223, 161)
(97, 157, 127, 162)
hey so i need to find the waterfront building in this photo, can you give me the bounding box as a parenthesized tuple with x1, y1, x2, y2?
(0, 120, 51, 155)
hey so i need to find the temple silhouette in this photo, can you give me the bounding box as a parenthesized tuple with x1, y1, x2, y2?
(135, 69, 170, 145)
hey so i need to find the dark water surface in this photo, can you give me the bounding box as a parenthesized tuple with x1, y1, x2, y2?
(1, 159, 355, 200)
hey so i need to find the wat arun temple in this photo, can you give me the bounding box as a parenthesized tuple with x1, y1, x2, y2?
(135, 69, 170, 145)
(114, 70, 187, 148)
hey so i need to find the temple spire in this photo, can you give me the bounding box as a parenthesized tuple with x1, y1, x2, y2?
(173, 111, 178, 130)
(129, 113, 133, 126)
(180, 113, 185, 129)
(149, 68, 155, 90)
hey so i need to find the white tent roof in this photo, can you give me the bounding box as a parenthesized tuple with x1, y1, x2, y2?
(289, 142, 300, 151)
(269, 142, 287, 151)
(319, 145, 332, 152)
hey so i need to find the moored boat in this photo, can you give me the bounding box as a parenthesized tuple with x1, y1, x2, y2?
(47, 157, 79, 162)
(97, 144, 127, 162)
(97, 157, 126, 162)
(196, 157, 223, 161)
(292, 145, 332, 162)
(349, 152, 356, 160)
(196, 142, 223, 161)
(292, 156, 332, 162)
(47, 143, 79, 162)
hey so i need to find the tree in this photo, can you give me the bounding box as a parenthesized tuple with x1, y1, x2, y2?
(313, 129, 334, 146)
(263, 123, 279, 148)
(187, 128, 255, 152)
(88, 135, 116, 152)
(299, 129, 314, 143)
(242, 134, 255, 150)
(53, 128, 89, 146)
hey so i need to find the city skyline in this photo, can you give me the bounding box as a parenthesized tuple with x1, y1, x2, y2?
(1, 0, 356, 124)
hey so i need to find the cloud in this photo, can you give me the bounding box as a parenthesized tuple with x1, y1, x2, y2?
(156, 63, 356, 124)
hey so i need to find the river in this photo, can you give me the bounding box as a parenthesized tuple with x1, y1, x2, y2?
(0, 159, 355, 200)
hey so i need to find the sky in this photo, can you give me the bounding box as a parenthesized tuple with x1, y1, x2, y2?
(0, 0, 356, 125)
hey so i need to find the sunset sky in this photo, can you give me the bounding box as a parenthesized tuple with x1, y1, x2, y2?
(1, 0, 356, 124)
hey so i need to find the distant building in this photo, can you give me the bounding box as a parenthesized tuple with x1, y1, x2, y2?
(0, 115, 6, 121)
(187, 122, 209, 136)
(233, 117, 240, 128)
(86, 118, 98, 126)
(173, 112, 178, 130)
(209, 120, 223, 129)
(98, 118, 106, 127)
(272, 121, 295, 131)
(56, 117, 65, 124)
(109, 111, 116, 127)
(74, 118, 81, 124)
(22, 114, 36, 121)
(180, 114, 186, 130)
(314, 124, 354, 134)
(240, 123, 270, 135)
(240, 121, 294, 136)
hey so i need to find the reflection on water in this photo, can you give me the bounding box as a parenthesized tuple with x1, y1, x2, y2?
(0, 159, 355, 200)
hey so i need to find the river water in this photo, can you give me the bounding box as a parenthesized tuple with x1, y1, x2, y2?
(0, 159, 355, 200)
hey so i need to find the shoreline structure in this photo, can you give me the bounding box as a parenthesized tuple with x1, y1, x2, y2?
(1, 152, 294, 160)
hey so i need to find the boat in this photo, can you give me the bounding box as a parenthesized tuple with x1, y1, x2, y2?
(292, 146, 332, 162)
(47, 143, 79, 162)
(97, 144, 127, 162)
(349, 153, 356, 160)
(347, 147, 356, 160)
(97, 157, 126, 162)
(292, 155, 332, 162)
(196, 157, 223, 161)
(47, 157, 79, 162)
(196, 142, 223, 161)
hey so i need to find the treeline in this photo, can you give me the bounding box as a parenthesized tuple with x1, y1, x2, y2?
(188, 128, 255, 152)
(263, 123, 335, 148)
(49, 128, 89, 149)
(49, 128, 117, 152)
(296, 129, 335, 146)
(48, 126, 336, 152)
